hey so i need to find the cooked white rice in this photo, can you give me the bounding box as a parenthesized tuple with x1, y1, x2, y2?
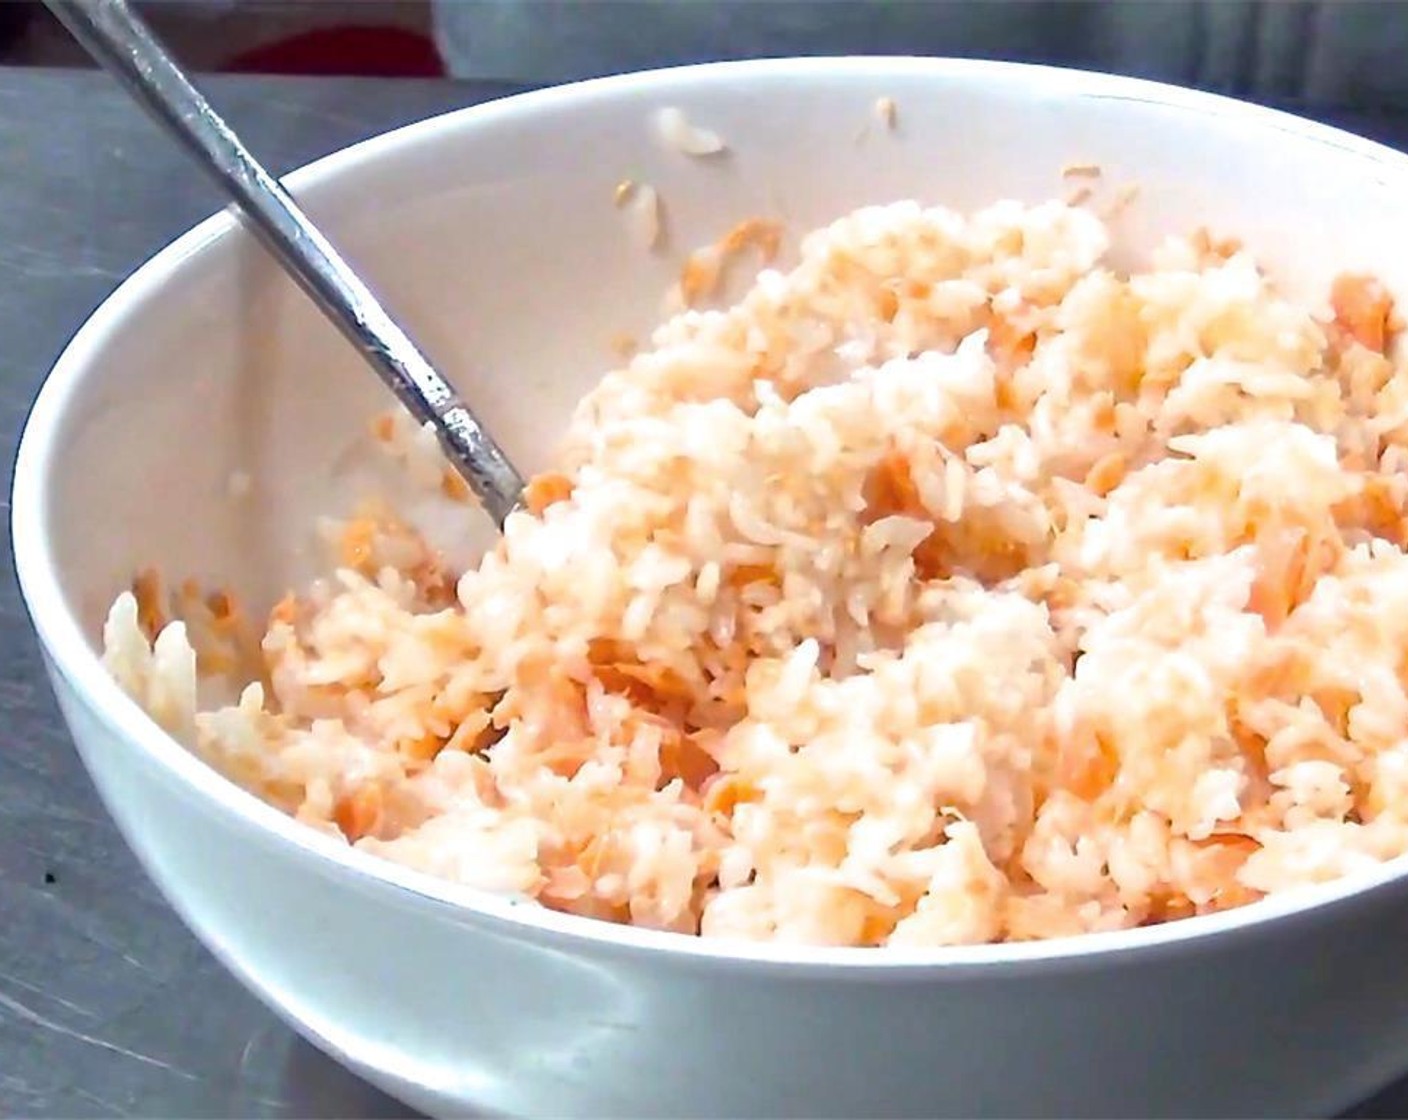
(104, 198, 1408, 946)
(654, 105, 727, 156)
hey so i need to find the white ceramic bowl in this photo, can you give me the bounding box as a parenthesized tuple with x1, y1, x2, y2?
(17, 57, 1408, 1118)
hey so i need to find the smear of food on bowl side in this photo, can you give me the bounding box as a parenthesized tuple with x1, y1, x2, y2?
(102, 195, 1408, 947)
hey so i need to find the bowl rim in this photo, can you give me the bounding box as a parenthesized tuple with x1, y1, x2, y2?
(17, 53, 1408, 976)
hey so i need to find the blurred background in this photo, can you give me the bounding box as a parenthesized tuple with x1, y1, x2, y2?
(2, 0, 1408, 118)
(0, 1, 444, 75)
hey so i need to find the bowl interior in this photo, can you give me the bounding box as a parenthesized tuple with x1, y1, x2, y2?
(21, 63, 1408, 969)
(32, 59, 1408, 643)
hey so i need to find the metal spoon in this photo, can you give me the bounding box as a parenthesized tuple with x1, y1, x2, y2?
(45, 0, 526, 528)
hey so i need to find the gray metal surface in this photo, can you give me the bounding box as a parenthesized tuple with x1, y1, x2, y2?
(1, 63, 1407, 1119)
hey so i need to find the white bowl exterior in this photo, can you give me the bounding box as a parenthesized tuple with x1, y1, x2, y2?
(21, 58, 1408, 1116)
(42, 649, 1408, 1117)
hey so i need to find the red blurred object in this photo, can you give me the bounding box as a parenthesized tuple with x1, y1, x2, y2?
(226, 25, 445, 78)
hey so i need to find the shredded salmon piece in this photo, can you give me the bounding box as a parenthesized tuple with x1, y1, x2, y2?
(268, 592, 298, 627)
(1246, 555, 1293, 630)
(1090, 393, 1118, 432)
(719, 218, 783, 264)
(863, 450, 956, 579)
(1332, 272, 1398, 353)
(1189, 835, 1263, 912)
(1335, 474, 1403, 543)
(543, 865, 591, 903)
(994, 374, 1021, 414)
(1310, 685, 1358, 736)
(132, 568, 167, 640)
(334, 784, 384, 842)
(658, 727, 719, 791)
(411, 556, 457, 609)
(370, 412, 396, 442)
(698, 637, 751, 714)
(399, 733, 445, 765)
(595, 661, 694, 708)
(1085, 451, 1127, 497)
(1190, 227, 1243, 262)
(205, 589, 236, 623)
(1147, 890, 1197, 924)
(1207, 881, 1262, 913)
(1229, 707, 1273, 808)
(1035, 574, 1081, 615)
(679, 248, 724, 307)
(1061, 162, 1101, 180)
(679, 219, 783, 308)
(1247, 530, 1338, 629)
(523, 472, 574, 516)
(579, 835, 613, 881)
(1058, 731, 1120, 799)
(443, 711, 494, 755)
(912, 535, 956, 582)
(588, 638, 696, 711)
(198, 650, 236, 676)
(726, 563, 778, 590)
(440, 468, 471, 502)
(989, 311, 1036, 364)
(1196, 832, 1259, 858)
(585, 637, 632, 665)
(875, 286, 899, 323)
(867, 450, 924, 518)
(702, 773, 760, 816)
(858, 909, 898, 946)
(338, 517, 377, 570)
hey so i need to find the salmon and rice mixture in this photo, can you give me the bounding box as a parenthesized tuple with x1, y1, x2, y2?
(102, 197, 1408, 947)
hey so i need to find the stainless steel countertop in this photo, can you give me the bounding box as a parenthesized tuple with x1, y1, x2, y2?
(1, 64, 1407, 1119)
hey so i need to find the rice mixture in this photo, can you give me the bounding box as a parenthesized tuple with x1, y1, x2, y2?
(104, 198, 1408, 946)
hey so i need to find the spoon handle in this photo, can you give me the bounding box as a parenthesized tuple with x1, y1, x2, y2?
(46, 0, 526, 528)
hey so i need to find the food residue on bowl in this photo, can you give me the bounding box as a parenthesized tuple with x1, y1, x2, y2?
(104, 195, 1408, 948)
(674, 217, 784, 309)
(1060, 163, 1102, 207)
(616, 179, 664, 252)
(1061, 162, 1102, 180)
(653, 106, 727, 157)
(609, 331, 639, 360)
